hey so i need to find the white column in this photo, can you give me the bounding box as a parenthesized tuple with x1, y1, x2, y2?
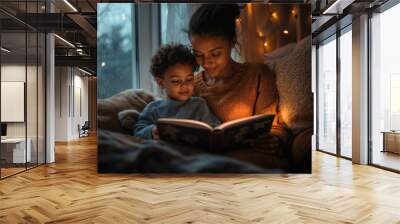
(312, 45, 317, 151)
(352, 14, 369, 164)
(46, 33, 55, 163)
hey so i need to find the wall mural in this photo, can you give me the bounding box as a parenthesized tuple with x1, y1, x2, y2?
(97, 3, 312, 174)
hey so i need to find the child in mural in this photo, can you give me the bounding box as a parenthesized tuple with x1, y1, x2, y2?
(133, 44, 221, 139)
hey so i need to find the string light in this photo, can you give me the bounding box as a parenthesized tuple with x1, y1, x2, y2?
(271, 12, 278, 19)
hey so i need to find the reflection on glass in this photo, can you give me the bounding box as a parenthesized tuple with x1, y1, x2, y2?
(318, 36, 337, 154)
(340, 29, 352, 158)
(371, 3, 400, 171)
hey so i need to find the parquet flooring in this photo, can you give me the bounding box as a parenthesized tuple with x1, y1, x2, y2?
(1, 134, 400, 223)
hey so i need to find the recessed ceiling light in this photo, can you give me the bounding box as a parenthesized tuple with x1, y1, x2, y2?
(63, 0, 78, 12)
(54, 34, 75, 48)
(78, 67, 92, 76)
(1, 47, 11, 53)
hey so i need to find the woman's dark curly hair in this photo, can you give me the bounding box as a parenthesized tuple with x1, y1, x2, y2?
(188, 4, 241, 43)
(150, 44, 198, 79)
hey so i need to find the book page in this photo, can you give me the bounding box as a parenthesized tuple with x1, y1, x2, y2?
(216, 114, 274, 130)
(157, 118, 213, 130)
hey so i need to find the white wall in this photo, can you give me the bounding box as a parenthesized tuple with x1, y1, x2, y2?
(1, 65, 42, 136)
(55, 67, 69, 141)
(1, 63, 46, 164)
(54, 67, 89, 141)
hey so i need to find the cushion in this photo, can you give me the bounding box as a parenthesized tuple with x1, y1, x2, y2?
(97, 89, 156, 134)
(118, 109, 141, 131)
(267, 36, 313, 135)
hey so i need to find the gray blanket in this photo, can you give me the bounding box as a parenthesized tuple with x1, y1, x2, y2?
(98, 130, 284, 173)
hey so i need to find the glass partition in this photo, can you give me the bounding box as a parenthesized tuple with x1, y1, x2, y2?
(0, 1, 46, 179)
(27, 30, 38, 169)
(1, 31, 28, 177)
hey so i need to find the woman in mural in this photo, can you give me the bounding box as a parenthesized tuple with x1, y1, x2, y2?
(188, 4, 294, 169)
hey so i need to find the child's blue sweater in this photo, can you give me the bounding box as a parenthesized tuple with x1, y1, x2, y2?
(133, 97, 221, 139)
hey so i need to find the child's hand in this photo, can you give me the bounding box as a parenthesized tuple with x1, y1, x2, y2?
(152, 126, 159, 140)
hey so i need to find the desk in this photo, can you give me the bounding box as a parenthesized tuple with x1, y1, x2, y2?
(382, 131, 400, 154)
(1, 138, 31, 163)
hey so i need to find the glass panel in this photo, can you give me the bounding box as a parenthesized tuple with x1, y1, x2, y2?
(317, 36, 337, 154)
(371, 3, 400, 171)
(339, 28, 352, 158)
(1, 31, 27, 177)
(27, 31, 38, 169)
(97, 3, 135, 99)
(26, 0, 39, 169)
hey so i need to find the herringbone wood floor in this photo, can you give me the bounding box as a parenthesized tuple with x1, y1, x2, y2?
(1, 134, 400, 224)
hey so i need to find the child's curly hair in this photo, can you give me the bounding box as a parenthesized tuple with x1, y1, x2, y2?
(150, 44, 199, 79)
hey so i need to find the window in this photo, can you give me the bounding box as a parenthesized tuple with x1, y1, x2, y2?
(370, 2, 400, 171)
(339, 27, 352, 158)
(317, 35, 337, 154)
(316, 24, 353, 159)
(97, 4, 136, 99)
(160, 4, 198, 45)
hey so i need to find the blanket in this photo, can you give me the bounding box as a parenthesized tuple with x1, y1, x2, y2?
(98, 130, 285, 173)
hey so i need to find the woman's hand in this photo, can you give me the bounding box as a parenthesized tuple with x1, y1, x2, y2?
(249, 133, 281, 154)
(152, 126, 159, 140)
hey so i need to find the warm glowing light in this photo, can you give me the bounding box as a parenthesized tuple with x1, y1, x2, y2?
(226, 103, 253, 122)
(264, 41, 268, 47)
(291, 9, 296, 16)
(247, 3, 252, 14)
(272, 12, 278, 19)
(236, 18, 241, 24)
(283, 30, 289, 34)
(258, 31, 263, 37)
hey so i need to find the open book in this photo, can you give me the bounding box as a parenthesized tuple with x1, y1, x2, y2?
(156, 114, 275, 153)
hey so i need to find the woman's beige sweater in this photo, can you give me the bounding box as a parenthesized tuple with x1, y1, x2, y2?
(194, 62, 290, 148)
